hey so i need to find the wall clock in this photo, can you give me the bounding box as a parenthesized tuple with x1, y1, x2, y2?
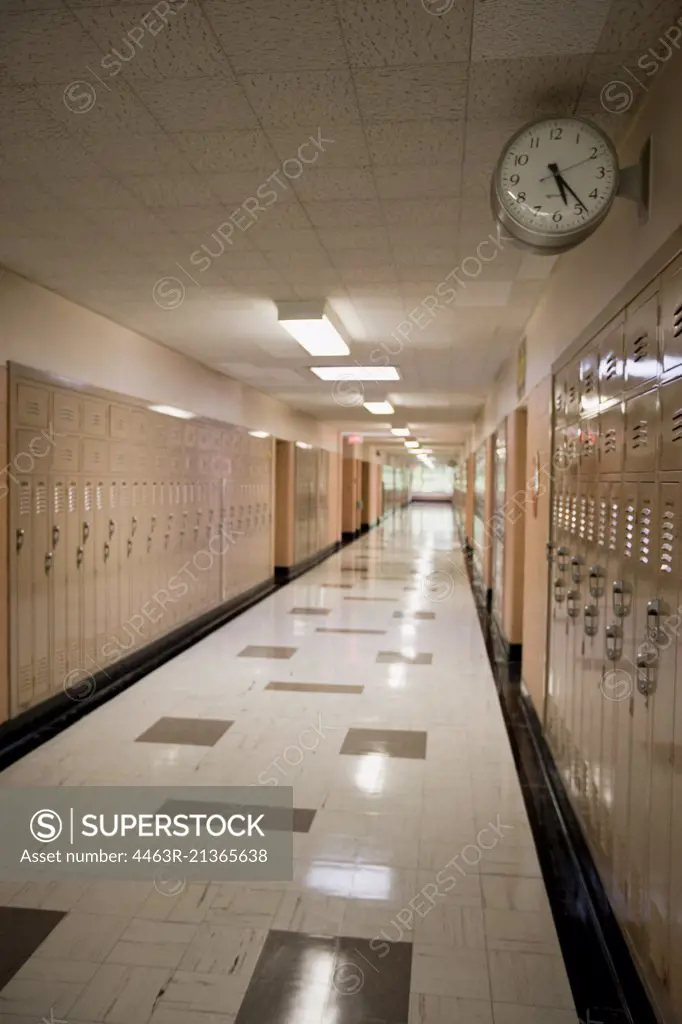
(491, 116, 625, 255)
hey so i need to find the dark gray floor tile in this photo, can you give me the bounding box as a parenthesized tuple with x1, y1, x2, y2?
(340, 727, 427, 759)
(376, 651, 432, 665)
(393, 611, 436, 620)
(316, 628, 386, 635)
(239, 645, 298, 659)
(266, 682, 364, 694)
(0, 906, 66, 989)
(136, 716, 233, 746)
(290, 607, 332, 616)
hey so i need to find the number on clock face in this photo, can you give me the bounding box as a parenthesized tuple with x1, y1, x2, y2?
(498, 118, 618, 235)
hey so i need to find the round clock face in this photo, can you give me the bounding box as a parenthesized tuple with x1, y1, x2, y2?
(491, 117, 619, 253)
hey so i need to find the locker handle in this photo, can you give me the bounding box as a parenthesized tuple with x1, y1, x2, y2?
(636, 644, 657, 700)
(44, 551, 53, 573)
(605, 623, 623, 662)
(151, 516, 157, 531)
(82, 521, 90, 543)
(104, 542, 110, 561)
(109, 518, 116, 539)
(16, 528, 25, 552)
(76, 545, 84, 567)
(570, 556, 584, 584)
(553, 578, 566, 604)
(567, 590, 580, 618)
(556, 546, 570, 572)
(52, 524, 60, 546)
(588, 565, 605, 598)
(584, 604, 598, 637)
(131, 516, 138, 535)
(646, 599, 666, 642)
(127, 538, 133, 556)
(613, 580, 632, 618)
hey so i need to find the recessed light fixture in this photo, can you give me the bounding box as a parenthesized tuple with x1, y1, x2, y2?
(276, 301, 349, 356)
(149, 404, 195, 419)
(363, 401, 394, 415)
(295, 441, 314, 449)
(418, 448, 433, 454)
(310, 366, 400, 381)
(248, 430, 270, 438)
(391, 427, 410, 436)
(404, 440, 420, 448)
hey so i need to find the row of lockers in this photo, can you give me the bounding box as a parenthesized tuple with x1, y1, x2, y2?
(9, 370, 274, 717)
(554, 251, 682, 423)
(294, 446, 330, 563)
(547, 255, 682, 1024)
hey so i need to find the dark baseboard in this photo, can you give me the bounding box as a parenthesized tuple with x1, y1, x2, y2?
(464, 561, 658, 1024)
(360, 522, 370, 534)
(275, 540, 340, 584)
(0, 576, 276, 772)
(342, 529, 360, 543)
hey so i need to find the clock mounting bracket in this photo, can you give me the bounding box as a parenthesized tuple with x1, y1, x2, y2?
(615, 135, 651, 225)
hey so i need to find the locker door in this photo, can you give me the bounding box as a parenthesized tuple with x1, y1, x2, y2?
(94, 479, 110, 668)
(546, 486, 563, 756)
(13, 478, 35, 711)
(31, 475, 51, 705)
(573, 482, 599, 824)
(645, 479, 680, 990)
(611, 477, 638, 907)
(625, 389, 660, 476)
(549, 481, 572, 777)
(50, 477, 68, 693)
(659, 251, 682, 376)
(565, 481, 583, 801)
(103, 480, 120, 663)
(624, 288, 660, 392)
(660, 374, 682, 472)
(625, 481, 658, 950)
(598, 319, 625, 410)
(119, 480, 133, 638)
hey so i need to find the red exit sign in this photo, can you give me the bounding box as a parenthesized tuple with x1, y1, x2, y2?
(347, 434, 363, 444)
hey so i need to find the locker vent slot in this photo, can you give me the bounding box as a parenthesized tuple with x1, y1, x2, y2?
(638, 505, 652, 564)
(58, 407, 77, 425)
(35, 482, 47, 515)
(19, 481, 31, 515)
(602, 352, 618, 381)
(24, 399, 42, 419)
(603, 428, 617, 454)
(121, 483, 130, 507)
(53, 482, 64, 515)
(660, 508, 675, 573)
(110, 482, 117, 508)
(632, 332, 649, 361)
(671, 409, 682, 442)
(579, 496, 587, 539)
(673, 300, 682, 337)
(624, 503, 635, 558)
(570, 496, 578, 533)
(84, 483, 92, 512)
(96, 483, 103, 510)
(68, 483, 77, 513)
(567, 384, 578, 408)
(587, 497, 596, 543)
(598, 499, 608, 546)
(631, 420, 648, 449)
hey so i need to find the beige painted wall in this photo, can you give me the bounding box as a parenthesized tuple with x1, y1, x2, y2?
(0, 367, 7, 724)
(0, 269, 340, 452)
(521, 376, 553, 714)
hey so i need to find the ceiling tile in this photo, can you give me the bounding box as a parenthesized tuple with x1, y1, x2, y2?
(173, 130, 278, 173)
(133, 78, 257, 132)
(472, 0, 610, 61)
(354, 64, 468, 121)
(32, 78, 160, 134)
(393, 247, 459, 266)
(595, 0, 682, 52)
(452, 281, 513, 306)
(316, 226, 390, 250)
(338, 0, 473, 66)
(0, 8, 104, 84)
(73, 2, 229, 80)
(387, 223, 458, 247)
(204, 170, 301, 205)
(83, 132, 194, 175)
(0, 85, 61, 132)
(252, 228, 323, 251)
(266, 125, 370, 167)
(375, 164, 460, 199)
(0, 123, 103, 177)
(381, 198, 460, 225)
(124, 173, 218, 208)
(467, 56, 591, 119)
(576, 51, 647, 135)
(44, 175, 141, 209)
(304, 199, 385, 227)
(264, 249, 334, 270)
(203, 0, 347, 73)
(331, 250, 394, 270)
(340, 266, 400, 284)
(153, 205, 237, 235)
(239, 70, 361, 126)
(366, 119, 463, 165)
(293, 167, 377, 202)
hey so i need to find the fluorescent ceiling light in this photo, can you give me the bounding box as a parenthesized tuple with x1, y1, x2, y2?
(310, 366, 400, 381)
(363, 401, 394, 415)
(295, 441, 313, 449)
(418, 448, 433, 453)
(149, 404, 195, 419)
(404, 440, 420, 448)
(279, 315, 349, 356)
(248, 430, 270, 438)
(391, 427, 410, 436)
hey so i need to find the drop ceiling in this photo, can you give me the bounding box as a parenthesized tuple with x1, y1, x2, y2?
(0, 0, 671, 455)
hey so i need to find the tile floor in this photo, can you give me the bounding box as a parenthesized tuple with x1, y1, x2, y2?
(0, 506, 578, 1024)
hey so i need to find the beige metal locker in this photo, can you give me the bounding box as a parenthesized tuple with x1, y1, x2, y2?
(660, 251, 682, 377)
(624, 287, 660, 393)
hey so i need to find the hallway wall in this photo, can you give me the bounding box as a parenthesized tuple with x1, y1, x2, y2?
(0, 269, 339, 452)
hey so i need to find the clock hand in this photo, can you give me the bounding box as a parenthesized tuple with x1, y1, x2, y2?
(557, 173, 588, 212)
(539, 154, 600, 181)
(547, 163, 568, 206)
